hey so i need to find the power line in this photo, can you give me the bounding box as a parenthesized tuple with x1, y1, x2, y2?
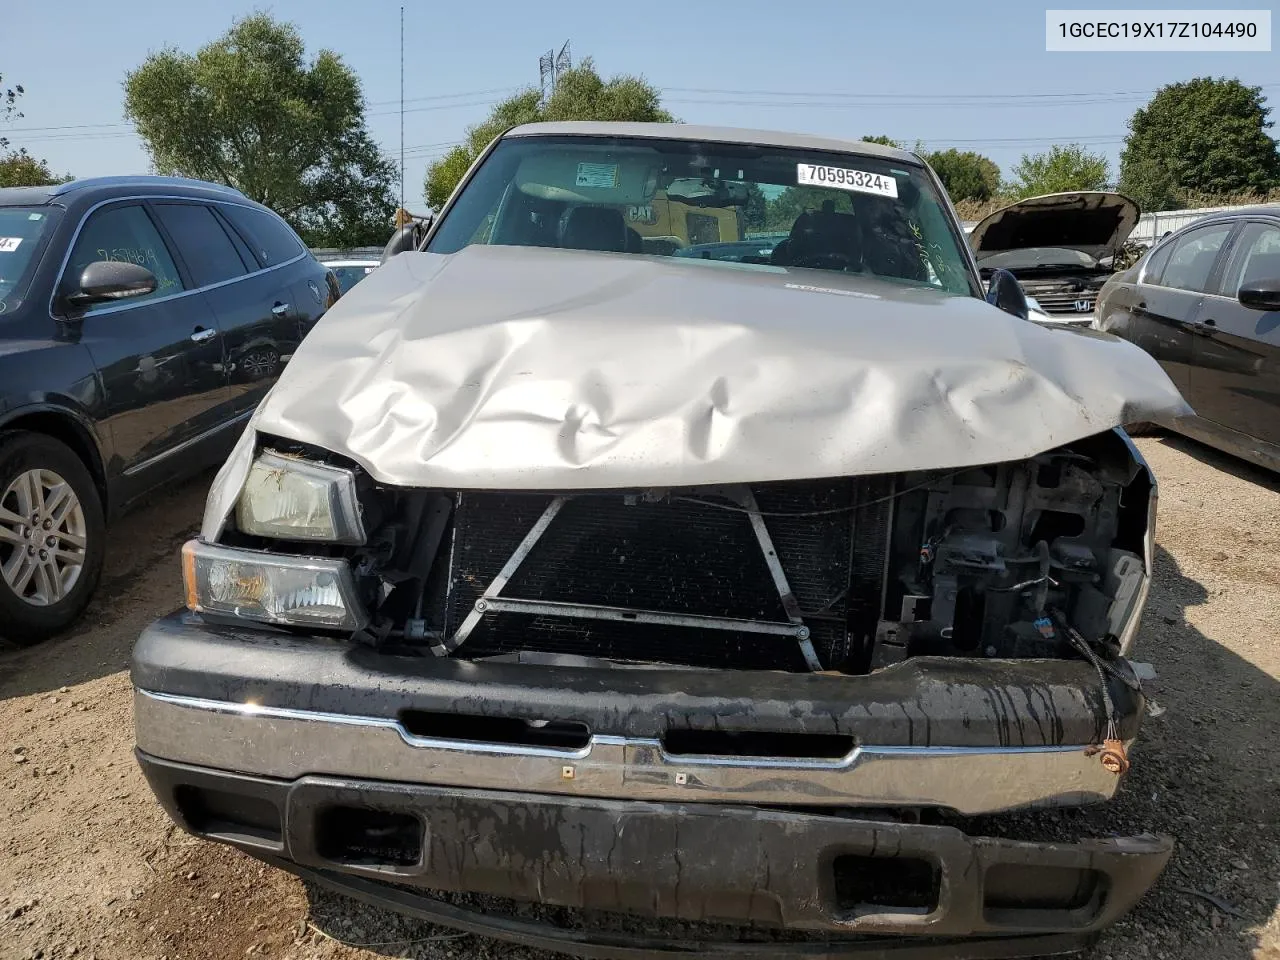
(2, 121, 133, 133)
(661, 81, 1280, 101)
(366, 86, 521, 108)
(3, 88, 520, 135)
(9, 131, 139, 144)
(401, 139, 464, 150)
(12, 79, 1280, 135)
(916, 135, 1126, 145)
(368, 97, 504, 118)
(665, 96, 1150, 109)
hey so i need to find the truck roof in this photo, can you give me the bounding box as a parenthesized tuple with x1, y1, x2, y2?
(503, 122, 923, 165)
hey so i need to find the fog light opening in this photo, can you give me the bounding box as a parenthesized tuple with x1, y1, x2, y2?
(832, 854, 940, 915)
(315, 806, 423, 868)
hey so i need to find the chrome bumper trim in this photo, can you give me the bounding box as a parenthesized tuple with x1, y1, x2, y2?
(134, 689, 1125, 815)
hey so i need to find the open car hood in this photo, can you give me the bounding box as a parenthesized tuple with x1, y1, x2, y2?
(969, 192, 1141, 261)
(232, 245, 1187, 495)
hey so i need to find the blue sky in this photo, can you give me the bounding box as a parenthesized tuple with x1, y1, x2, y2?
(3, 0, 1276, 209)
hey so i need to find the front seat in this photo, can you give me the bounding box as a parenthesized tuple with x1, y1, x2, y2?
(771, 203, 862, 270)
(562, 206, 630, 253)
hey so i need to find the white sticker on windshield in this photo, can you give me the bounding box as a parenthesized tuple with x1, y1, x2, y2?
(0, 238, 22, 252)
(575, 162, 620, 189)
(796, 164, 898, 199)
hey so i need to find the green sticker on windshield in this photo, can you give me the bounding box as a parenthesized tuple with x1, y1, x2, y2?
(575, 162, 620, 189)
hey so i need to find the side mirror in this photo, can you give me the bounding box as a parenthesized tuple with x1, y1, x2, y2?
(1238, 278, 1280, 311)
(985, 267, 1029, 321)
(381, 220, 430, 262)
(66, 261, 157, 310)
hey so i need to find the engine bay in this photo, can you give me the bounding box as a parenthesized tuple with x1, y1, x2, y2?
(238, 429, 1153, 676)
(875, 430, 1150, 667)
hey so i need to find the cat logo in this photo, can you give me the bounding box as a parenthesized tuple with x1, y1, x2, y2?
(627, 204, 657, 225)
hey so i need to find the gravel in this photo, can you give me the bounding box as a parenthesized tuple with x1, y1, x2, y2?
(1, 435, 1277, 960)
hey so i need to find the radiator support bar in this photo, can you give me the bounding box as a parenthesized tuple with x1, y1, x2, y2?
(435, 488, 829, 669)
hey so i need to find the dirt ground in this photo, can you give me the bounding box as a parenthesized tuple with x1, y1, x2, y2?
(1, 435, 1277, 960)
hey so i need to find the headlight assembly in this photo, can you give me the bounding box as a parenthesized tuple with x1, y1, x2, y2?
(182, 540, 367, 631)
(235, 451, 365, 544)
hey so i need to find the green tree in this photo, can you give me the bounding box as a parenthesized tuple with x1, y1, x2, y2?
(1, 72, 23, 148)
(1119, 77, 1280, 211)
(0, 77, 70, 182)
(763, 187, 853, 230)
(0, 149, 70, 187)
(860, 134, 902, 148)
(1007, 144, 1110, 199)
(123, 14, 397, 247)
(742, 183, 769, 232)
(425, 58, 672, 209)
(924, 148, 1000, 202)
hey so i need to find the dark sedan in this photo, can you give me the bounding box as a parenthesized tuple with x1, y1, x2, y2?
(0, 175, 337, 643)
(1095, 207, 1280, 470)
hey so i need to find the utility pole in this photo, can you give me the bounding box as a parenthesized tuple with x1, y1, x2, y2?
(539, 41, 571, 104)
(539, 50, 554, 104)
(399, 5, 405, 212)
(555, 40, 571, 83)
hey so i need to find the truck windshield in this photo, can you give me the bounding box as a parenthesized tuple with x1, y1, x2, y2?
(428, 135, 976, 296)
(0, 206, 57, 311)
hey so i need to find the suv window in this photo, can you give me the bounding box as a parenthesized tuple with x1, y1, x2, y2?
(151, 202, 250, 287)
(0, 206, 58, 309)
(1139, 238, 1174, 285)
(1159, 223, 1233, 293)
(1219, 222, 1280, 296)
(222, 205, 304, 267)
(63, 204, 183, 310)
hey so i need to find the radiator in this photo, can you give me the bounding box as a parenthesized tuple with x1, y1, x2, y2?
(432, 478, 893, 672)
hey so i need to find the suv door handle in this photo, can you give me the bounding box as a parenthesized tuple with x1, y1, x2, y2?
(190, 327, 217, 343)
(271, 302, 291, 317)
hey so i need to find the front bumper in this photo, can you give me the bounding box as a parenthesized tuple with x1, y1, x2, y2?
(138, 750, 1172, 957)
(133, 611, 1147, 816)
(132, 611, 1170, 956)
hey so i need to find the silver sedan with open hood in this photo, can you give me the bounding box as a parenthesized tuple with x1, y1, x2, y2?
(133, 123, 1188, 959)
(970, 191, 1141, 326)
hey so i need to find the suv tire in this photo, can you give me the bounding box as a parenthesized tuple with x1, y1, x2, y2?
(0, 432, 106, 646)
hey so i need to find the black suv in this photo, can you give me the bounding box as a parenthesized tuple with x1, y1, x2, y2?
(0, 175, 337, 643)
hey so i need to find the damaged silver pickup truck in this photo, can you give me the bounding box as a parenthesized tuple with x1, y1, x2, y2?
(132, 123, 1191, 958)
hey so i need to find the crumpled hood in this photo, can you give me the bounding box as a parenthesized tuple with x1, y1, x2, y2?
(969, 192, 1141, 260)
(248, 245, 1187, 489)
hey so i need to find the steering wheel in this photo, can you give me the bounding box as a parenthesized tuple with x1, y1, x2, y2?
(791, 252, 858, 272)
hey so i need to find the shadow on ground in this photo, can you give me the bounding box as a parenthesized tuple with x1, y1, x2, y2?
(1155, 431, 1280, 494)
(285, 544, 1278, 960)
(0, 469, 213, 699)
